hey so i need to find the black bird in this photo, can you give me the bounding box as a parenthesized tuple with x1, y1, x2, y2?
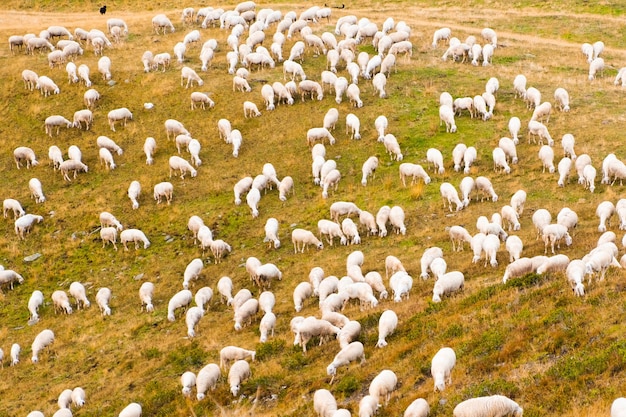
(100, 5, 107, 14)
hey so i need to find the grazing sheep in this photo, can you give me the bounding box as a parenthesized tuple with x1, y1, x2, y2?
(120, 229, 150, 250)
(181, 66, 203, 88)
(169, 156, 197, 179)
(69, 281, 90, 309)
(10, 343, 20, 366)
(107, 108, 133, 132)
(453, 395, 523, 417)
(51, 290, 72, 314)
(31, 329, 55, 363)
(167, 289, 192, 322)
(228, 359, 252, 396)
(3, 199, 25, 218)
(449, 226, 473, 252)
(383, 133, 403, 161)
(588, 57, 604, 80)
(196, 364, 221, 400)
(611, 398, 626, 417)
(475, 176, 498, 202)
(185, 306, 204, 338)
(15, 214, 44, 239)
(583, 164, 597, 192)
(190, 92, 214, 110)
(243, 101, 261, 118)
(118, 403, 142, 417)
(505, 235, 524, 263)
(431, 347, 456, 391)
(292, 229, 324, 253)
(181, 371, 196, 397)
(432, 271, 465, 302)
(127, 180, 141, 210)
(326, 341, 365, 383)
(597, 200, 616, 232)
(44, 115, 72, 137)
(542, 224, 573, 254)
(390, 271, 413, 302)
(439, 105, 457, 133)
(376, 309, 398, 348)
(538, 145, 555, 174)
(440, 182, 463, 212)
(28, 290, 44, 323)
(153, 182, 174, 205)
(404, 398, 430, 417)
(314, 389, 337, 417)
(369, 369, 398, 406)
(554, 87, 570, 111)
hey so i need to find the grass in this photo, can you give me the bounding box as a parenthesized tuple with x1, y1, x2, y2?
(0, 2, 626, 417)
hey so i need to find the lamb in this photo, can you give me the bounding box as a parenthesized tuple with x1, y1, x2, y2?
(69, 281, 90, 309)
(431, 347, 456, 391)
(166, 289, 192, 322)
(453, 395, 523, 417)
(118, 402, 142, 417)
(369, 369, 398, 406)
(326, 341, 365, 383)
(440, 182, 464, 212)
(107, 108, 133, 132)
(51, 290, 72, 314)
(597, 200, 616, 232)
(139, 282, 154, 313)
(120, 229, 150, 251)
(554, 87, 570, 111)
(14, 214, 44, 239)
(314, 389, 338, 417)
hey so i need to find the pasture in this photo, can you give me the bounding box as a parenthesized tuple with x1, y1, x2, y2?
(0, 2, 626, 417)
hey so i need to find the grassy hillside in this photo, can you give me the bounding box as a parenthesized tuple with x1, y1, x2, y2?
(0, 2, 626, 417)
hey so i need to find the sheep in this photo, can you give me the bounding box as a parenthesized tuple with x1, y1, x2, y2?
(14, 214, 44, 239)
(69, 281, 90, 310)
(464, 146, 477, 174)
(245, 187, 261, 217)
(44, 115, 72, 137)
(359, 395, 380, 417)
(458, 176, 474, 208)
(583, 164, 597, 192)
(118, 402, 142, 417)
(369, 369, 398, 406)
(448, 225, 473, 252)
(120, 229, 150, 251)
(233, 297, 259, 330)
(292, 282, 313, 313)
(538, 145, 556, 174)
(181, 371, 197, 398)
(326, 341, 366, 383)
(612, 398, 626, 417)
(3, 199, 25, 218)
(107, 108, 133, 132)
(588, 57, 604, 80)
(505, 235, 524, 263)
(531, 101, 552, 124)
(58, 388, 73, 409)
(554, 87, 570, 111)
(390, 271, 413, 302)
(433, 271, 465, 302)
(404, 398, 430, 417)
(28, 290, 44, 323)
(36, 75, 60, 97)
(618, 199, 626, 230)
(166, 289, 192, 322)
(209, 239, 231, 264)
(185, 306, 204, 338)
(242, 100, 261, 118)
(585, 246, 621, 281)
(22, 69, 39, 91)
(492, 147, 511, 174)
(346, 83, 364, 108)
(383, 133, 403, 161)
(481, 234, 501, 267)
(330, 201, 362, 223)
(195, 364, 221, 400)
(182, 258, 203, 290)
(386, 205, 406, 235)
(431, 347, 456, 392)
(597, 200, 616, 232)
(51, 290, 72, 314)
(542, 224, 573, 254)
(453, 395, 523, 417)
(314, 389, 338, 417)
(341, 218, 361, 245)
(501, 257, 535, 284)
(169, 155, 197, 179)
(440, 183, 463, 212)
(536, 254, 570, 275)
(189, 92, 215, 110)
(152, 14, 175, 34)
(475, 176, 498, 202)
(473, 95, 490, 120)
(375, 309, 398, 348)
(100, 227, 118, 250)
(318, 219, 347, 246)
(290, 228, 324, 253)
(295, 316, 341, 353)
(255, 263, 282, 289)
(10, 343, 20, 366)
(556, 157, 573, 187)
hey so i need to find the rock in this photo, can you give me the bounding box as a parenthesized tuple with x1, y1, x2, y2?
(24, 253, 41, 262)
(134, 273, 145, 281)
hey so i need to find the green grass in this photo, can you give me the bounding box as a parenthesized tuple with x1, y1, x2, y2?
(0, 2, 626, 417)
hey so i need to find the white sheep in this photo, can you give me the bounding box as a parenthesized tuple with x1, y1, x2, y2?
(542, 224, 573, 254)
(390, 271, 413, 302)
(404, 398, 430, 417)
(460, 176, 475, 207)
(376, 309, 398, 348)
(14, 214, 43, 239)
(492, 147, 511, 174)
(3, 199, 25, 219)
(196, 364, 221, 400)
(31, 329, 54, 363)
(588, 57, 604, 80)
(182, 258, 203, 290)
(474, 176, 498, 202)
(168, 156, 197, 179)
(453, 395, 523, 417)
(326, 341, 365, 383)
(481, 234, 501, 267)
(152, 14, 175, 34)
(505, 235, 524, 263)
(282, 59, 307, 82)
(255, 263, 282, 289)
(120, 229, 150, 251)
(96, 287, 112, 316)
(612, 398, 626, 417)
(557, 157, 573, 187)
(118, 402, 142, 417)
(431, 347, 456, 391)
(432, 271, 464, 302)
(10, 343, 20, 366)
(107, 108, 133, 132)
(167, 289, 192, 322)
(597, 200, 616, 232)
(440, 182, 463, 212)
(180, 66, 203, 88)
(583, 164, 597, 192)
(314, 389, 337, 417)
(554, 87, 570, 111)
(369, 369, 398, 406)
(27, 289, 44, 324)
(51, 290, 72, 314)
(228, 359, 251, 396)
(463, 146, 477, 174)
(243, 101, 261, 118)
(44, 115, 72, 137)
(246, 187, 261, 218)
(538, 145, 556, 174)
(185, 306, 204, 338)
(292, 229, 324, 253)
(341, 218, 361, 245)
(181, 371, 196, 397)
(36, 75, 60, 97)
(69, 281, 90, 309)
(383, 133, 403, 161)
(449, 225, 473, 252)
(536, 254, 570, 275)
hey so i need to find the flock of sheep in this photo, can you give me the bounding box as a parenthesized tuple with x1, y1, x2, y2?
(3, 0, 626, 416)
